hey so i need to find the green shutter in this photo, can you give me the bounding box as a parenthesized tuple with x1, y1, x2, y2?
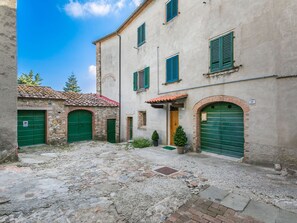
(173, 55, 179, 81)
(166, 58, 171, 82)
(172, 0, 178, 18)
(210, 38, 220, 72)
(133, 72, 138, 91)
(142, 24, 146, 44)
(144, 67, 150, 89)
(222, 32, 233, 69)
(166, 1, 171, 22)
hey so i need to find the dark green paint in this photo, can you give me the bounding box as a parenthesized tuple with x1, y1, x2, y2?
(17, 110, 45, 147)
(68, 110, 92, 143)
(201, 102, 244, 158)
(107, 119, 116, 143)
(210, 32, 233, 73)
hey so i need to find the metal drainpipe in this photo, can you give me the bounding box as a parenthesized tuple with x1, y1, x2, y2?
(117, 34, 122, 142)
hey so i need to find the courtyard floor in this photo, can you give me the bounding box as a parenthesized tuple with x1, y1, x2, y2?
(0, 142, 296, 223)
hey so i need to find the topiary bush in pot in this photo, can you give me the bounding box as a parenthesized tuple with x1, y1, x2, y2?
(151, 130, 159, 147)
(173, 126, 188, 154)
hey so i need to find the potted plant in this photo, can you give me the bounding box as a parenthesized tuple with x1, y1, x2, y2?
(174, 126, 188, 154)
(151, 130, 159, 147)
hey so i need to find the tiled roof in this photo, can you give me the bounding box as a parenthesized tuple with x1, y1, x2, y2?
(146, 94, 188, 104)
(62, 92, 119, 107)
(18, 85, 66, 100)
(18, 85, 118, 107)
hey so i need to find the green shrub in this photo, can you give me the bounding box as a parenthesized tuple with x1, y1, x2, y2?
(174, 126, 188, 147)
(132, 137, 152, 148)
(151, 130, 159, 141)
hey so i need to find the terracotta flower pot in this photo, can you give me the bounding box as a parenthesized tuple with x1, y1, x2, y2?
(177, 146, 184, 154)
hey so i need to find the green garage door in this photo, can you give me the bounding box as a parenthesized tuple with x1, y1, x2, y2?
(201, 102, 244, 158)
(68, 110, 92, 143)
(18, 110, 46, 147)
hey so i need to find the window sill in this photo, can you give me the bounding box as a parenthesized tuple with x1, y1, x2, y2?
(136, 88, 148, 94)
(203, 65, 242, 78)
(162, 79, 182, 85)
(138, 126, 147, 130)
(137, 41, 146, 48)
(165, 14, 179, 25)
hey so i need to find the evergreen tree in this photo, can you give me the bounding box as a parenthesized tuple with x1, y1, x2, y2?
(18, 70, 42, 86)
(63, 73, 81, 93)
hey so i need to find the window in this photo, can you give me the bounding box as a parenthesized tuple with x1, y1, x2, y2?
(166, 0, 178, 22)
(210, 32, 234, 73)
(137, 23, 146, 47)
(166, 55, 179, 83)
(133, 67, 150, 91)
(138, 111, 147, 128)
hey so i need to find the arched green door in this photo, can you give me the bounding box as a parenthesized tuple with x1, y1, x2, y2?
(200, 102, 244, 158)
(68, 110, 92, 143)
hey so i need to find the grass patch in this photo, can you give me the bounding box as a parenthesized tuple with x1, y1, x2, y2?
(132, 137, 152, 148)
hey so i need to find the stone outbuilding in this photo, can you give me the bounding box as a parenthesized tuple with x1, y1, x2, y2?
(17, 85, 119, 147)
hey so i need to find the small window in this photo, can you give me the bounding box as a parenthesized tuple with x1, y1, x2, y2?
(138, 111, 147, 128)
(166, 0, 178, 22)
(137, 23, 146, 47)
(166, 55, 179, 83)
(210, 32, 234, 73)
(133, 67, 150, 91)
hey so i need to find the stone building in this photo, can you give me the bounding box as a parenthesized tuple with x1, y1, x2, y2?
(0, 0, 18, 163)
(17, 85, 119, 146)
(93, 0, 297, 168)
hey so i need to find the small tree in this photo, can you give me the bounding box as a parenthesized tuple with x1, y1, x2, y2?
(18, 70, 42, 86)
(151, 130, 159, 141)
(63, 73, 81, 93)
(174, 126, 187, 147)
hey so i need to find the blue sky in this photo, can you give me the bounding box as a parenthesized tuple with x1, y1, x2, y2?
(17, 0, 142, 93)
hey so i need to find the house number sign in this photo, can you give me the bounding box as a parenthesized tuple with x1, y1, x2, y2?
(23, 121, 29, 127)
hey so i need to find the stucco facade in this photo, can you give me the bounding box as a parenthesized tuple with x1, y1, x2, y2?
(0, 0, 18, 163)
(95, 0, 297, 167)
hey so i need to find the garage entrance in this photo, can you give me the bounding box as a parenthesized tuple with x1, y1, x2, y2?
(17, 110, 46, 147)
(200, 102, 244, 158)
(68, 110, 92, 143)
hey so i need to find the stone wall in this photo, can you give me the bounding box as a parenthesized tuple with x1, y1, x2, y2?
(18, 98, 67, 145)
(0, 0, 18, 163)
(18, 99, 119, 145)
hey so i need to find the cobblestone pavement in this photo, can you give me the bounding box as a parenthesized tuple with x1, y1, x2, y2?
(165, 195, 262, 223)
(0, 142, 296, 223)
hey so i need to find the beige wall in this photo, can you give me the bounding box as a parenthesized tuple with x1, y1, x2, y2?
(98, 0, 297, 167)
(0, 0, 17, 163)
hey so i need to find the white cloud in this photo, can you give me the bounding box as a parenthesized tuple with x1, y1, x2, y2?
(64, 0, 143, 18)
(132, 0, 142, 7)
(88, 65, 96, 76)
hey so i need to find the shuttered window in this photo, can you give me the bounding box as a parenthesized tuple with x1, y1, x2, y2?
(166, 0, 178, 22)
(133, 67, 150, 91)
(137, 23, 146, 47)
(210, 32, 234, 73)
(166, 55, 179, 83)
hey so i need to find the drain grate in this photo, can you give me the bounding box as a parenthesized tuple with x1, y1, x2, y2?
(154, 167, 178, 175)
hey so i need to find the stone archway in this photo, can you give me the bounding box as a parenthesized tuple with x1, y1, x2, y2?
(193, 95, 250, 161)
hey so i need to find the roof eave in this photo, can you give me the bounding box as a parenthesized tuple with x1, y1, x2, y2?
(92, 0, 152, 44)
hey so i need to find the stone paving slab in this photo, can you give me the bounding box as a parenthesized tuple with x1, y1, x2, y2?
(221, 192, 250, 211)
(165, 195, 262, 223)
(275, 209, 297, 223)
(199, 186, 229, 202)
(242, 200, 279, 223)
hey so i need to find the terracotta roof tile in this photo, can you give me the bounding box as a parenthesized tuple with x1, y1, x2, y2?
(62, 92, 118, 107)
(18, 85, 65, 100)
(146, 94, 188, 104)
(18, 85, 118, 107)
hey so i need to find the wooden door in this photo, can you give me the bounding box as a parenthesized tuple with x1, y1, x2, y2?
(127, 117, 133, 140)
(170, 109, 179, 145)
(107, 119, 116, 143)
